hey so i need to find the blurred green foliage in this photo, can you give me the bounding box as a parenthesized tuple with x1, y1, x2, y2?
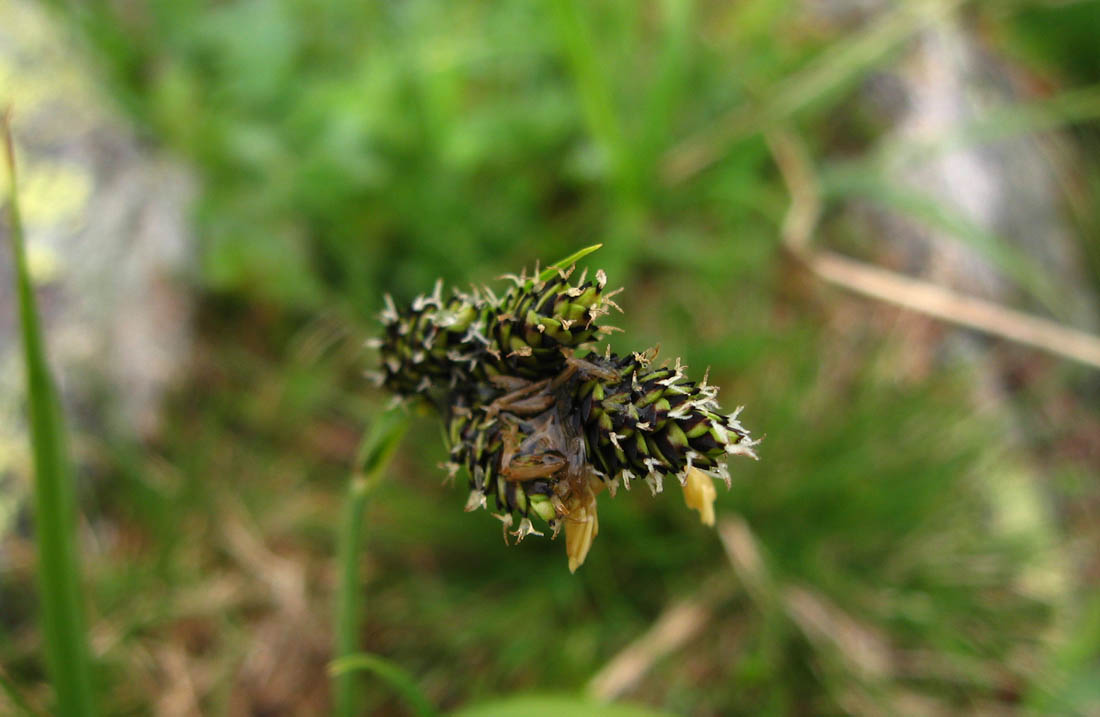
(4, 0, 1100, 713)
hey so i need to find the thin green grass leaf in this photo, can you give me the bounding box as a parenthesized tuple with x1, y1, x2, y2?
(868, 84, 1100, 169)
(3, 112, 96, 716)
(333, 407, 410, 717)
(549, 0, 638, 199)
(761, 0, 957, 123)
(663, 0, 960, 183)
(640, 0, 693, 165)
(539, 243, 604, 281)
(821, 168, 1072, 320)
(329, 653, 440, 717)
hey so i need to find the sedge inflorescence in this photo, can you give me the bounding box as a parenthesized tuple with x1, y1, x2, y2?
(371, 258, 758, 571)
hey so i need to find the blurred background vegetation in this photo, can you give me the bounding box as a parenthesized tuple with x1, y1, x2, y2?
(3, 0, 1100, 714)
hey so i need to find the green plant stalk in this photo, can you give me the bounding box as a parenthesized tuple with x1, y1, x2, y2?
(3, 114, 96, 715)
(334, 407, 409, 717)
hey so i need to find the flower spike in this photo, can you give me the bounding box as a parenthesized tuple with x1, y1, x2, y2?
(375, 256, 757, 570)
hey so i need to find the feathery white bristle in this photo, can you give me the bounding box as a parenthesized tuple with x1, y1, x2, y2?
(511, 518, 544, 542)
(380, 294, 399, 324)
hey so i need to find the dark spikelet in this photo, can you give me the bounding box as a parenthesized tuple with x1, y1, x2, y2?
(373, 259, 758, 568)
(376, 282, 488, 401)
(483, 266, 620, 378)
(375, 266, 620, 404)
(574, 352, 757, 495)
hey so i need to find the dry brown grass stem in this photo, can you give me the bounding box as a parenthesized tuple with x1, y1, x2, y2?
(765, 127, 1100, 371)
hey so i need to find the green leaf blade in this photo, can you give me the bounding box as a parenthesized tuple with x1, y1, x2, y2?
(3, 113, 96, 716)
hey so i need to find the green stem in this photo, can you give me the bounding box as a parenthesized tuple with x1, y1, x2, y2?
(334, 407, 409, 717)
(3, 112, 96, 716)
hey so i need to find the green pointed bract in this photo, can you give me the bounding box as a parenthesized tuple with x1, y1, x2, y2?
(373, 260, 757, 558)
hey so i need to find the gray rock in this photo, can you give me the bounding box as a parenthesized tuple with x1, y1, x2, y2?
(1, 0, 195, 534)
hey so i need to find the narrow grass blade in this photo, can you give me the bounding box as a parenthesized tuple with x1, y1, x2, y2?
(869, 83, 1100, 169)
(3, 113, 96, 716)
(662, 0, 960, 183)
(333, 407, 409, 717)
(549, 0, 637, 199)
(539, 243, 603, 281)
(821, 169, 1072, 319)
(329, 653, 440, 717)
(640, 0, 693, 164)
